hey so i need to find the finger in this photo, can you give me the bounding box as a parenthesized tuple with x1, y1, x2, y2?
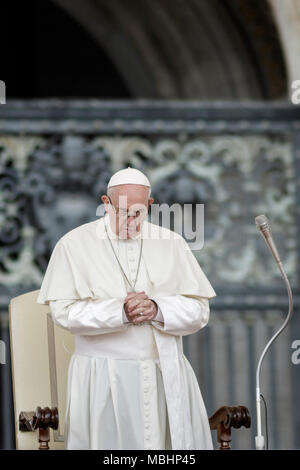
(128, 302, 151, 316)
(125, 292, 147, 304)
(125, 291, 146, 301)
(139, 307, 152, 316)
(138, 308, 156, 320)
(127, 296, 149, 312)
(129, 299, 151, 313)
(134, 303, 157, 321)
(133, 314, 152, 323)
(124, 293, 138, 303)
(125, 292, 141, 300)
(131, 314, 141, 322)
(127, 308, 146, 319)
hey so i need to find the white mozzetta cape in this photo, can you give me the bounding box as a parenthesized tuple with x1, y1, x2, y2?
(37, 213, 217, 449)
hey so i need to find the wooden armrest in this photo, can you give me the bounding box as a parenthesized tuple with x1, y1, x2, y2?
(19, 406, 59, 450)
(209, 405, 251, 450)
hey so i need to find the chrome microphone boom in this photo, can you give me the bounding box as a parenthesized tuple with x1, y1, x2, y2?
(254, 214, 293, 450)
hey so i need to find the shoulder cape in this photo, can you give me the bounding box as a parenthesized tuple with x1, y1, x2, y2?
(37, 214, 216, 305)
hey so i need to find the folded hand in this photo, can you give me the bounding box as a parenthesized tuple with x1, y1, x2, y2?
(124, 291, 158, 323)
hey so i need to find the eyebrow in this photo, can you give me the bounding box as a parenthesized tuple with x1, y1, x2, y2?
(108, 196, 149, 210)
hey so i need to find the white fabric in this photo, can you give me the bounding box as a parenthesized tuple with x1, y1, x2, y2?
(38, 213, 216, 449)
(107, 166, 151, 188)
(36, 213, 217, 304)
(50, 296, 213, 450)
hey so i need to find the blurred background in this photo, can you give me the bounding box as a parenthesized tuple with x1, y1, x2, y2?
(0, 0, 300, 450)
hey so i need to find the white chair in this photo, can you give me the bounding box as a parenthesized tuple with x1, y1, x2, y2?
(9, 290, 74, 449)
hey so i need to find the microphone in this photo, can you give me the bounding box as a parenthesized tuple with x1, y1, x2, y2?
(254, 214, 293, 450)
(255, 215, 281, 265)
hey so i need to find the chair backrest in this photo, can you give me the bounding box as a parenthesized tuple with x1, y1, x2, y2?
(9, 290, 74, 450)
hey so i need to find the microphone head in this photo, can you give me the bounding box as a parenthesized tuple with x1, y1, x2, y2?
(255, 214, 270, 232)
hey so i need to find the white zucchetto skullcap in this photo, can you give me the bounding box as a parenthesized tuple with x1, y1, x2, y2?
(107, 166, 151, 188)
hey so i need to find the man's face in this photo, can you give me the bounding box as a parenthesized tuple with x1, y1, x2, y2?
(104, 185, 152, 239)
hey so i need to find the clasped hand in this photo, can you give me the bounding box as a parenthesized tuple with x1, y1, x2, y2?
(123, 291, 158, 324)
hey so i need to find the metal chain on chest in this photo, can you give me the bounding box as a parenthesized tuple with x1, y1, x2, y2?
(104, 217, 143, 293)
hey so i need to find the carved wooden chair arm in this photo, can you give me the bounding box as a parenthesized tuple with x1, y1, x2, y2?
(19, 406, 59, 450)
(18, 404, 250, 450)
(209, 405, 251, 450)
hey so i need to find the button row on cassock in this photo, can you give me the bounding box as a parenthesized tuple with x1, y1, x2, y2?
(142, 362, 152, 449)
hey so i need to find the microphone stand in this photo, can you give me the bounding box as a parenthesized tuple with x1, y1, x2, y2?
(254, 215, 294, 450)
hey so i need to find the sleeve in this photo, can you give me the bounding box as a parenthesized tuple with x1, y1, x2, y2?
(49, 297, 130, 336)
(122, 306, 130, 323)
(150, 294, 210, 336)
(154, 305, 164, 323)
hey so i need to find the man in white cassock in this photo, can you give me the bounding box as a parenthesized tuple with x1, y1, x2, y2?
(37, 166, 217, 450)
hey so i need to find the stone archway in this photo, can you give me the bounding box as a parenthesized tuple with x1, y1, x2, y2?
(52, 0, 287, 99)
(268, 0, 300, 89)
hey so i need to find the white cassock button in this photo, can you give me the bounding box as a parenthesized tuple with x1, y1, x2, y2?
(129, 258, 135, 262)
(144, 400, 149, 405)
(144, 376, 148, 381)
